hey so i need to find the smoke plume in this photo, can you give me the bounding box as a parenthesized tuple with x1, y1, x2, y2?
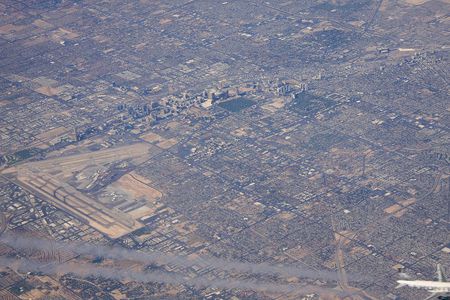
(0, 232, 348, 282)
(0, 257, 346, 297)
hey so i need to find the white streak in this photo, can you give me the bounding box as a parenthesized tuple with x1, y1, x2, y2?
(0, 257, 342, 296)
(0, 232, 348, 282)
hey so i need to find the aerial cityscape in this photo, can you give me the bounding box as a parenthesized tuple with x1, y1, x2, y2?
(0, 0, 449, 299)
